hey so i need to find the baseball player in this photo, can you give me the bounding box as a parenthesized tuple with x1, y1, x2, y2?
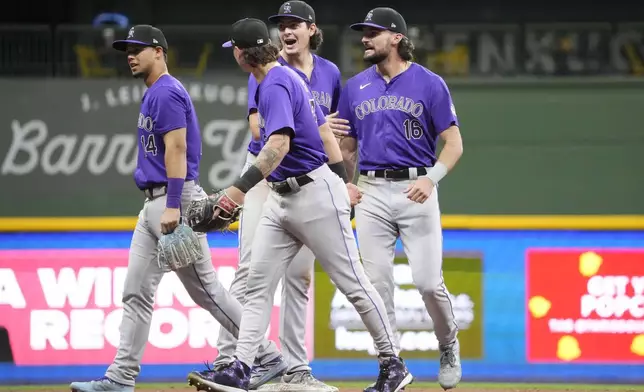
(187, 17, 413, 392)
(69, 25, 285, 392)
(335, 8, 464, 391)
(213, 2, 343, 391)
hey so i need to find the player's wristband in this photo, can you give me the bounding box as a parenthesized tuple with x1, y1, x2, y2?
(425, 161, 448, 184)
(233, 165, 264, 194)
(166, 177, 185, 209)
(328, 161, 349, 183)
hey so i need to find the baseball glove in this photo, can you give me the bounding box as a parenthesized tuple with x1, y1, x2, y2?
(157, 223, 204, 272)
(186, 190, 243, 233)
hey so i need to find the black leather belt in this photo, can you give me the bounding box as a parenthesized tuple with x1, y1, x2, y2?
(270, 175, 314, 195)
(360, 167, 427, 180)
(142, 185, 167, 200)
(141, 180, 198, 199)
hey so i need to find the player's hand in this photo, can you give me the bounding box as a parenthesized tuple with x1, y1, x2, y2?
(224, 186, 246, 205)
(160, 207, 181, 234)
(346, 183, 363, 206)
(326, 112, 351, 137)
(404, 177, 434, 204)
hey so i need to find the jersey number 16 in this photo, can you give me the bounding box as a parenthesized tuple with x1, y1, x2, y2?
(403, 118, 424, 140)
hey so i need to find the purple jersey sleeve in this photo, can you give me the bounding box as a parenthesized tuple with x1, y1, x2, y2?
(337, 86, 356, 138)
(247, 74, 259, 115)
(330, 72, 342, 113)
(430, 77, 459, 133)
(149, 88, 187, 134)
(315, 101, 326, 127)
(260, 84, 295, 138)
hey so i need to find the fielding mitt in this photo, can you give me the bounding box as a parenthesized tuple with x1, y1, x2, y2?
(157, 223, 204, 272)
(186, 190, 242, 232)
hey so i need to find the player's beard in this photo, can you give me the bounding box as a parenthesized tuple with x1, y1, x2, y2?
(364, 50, 388, 65)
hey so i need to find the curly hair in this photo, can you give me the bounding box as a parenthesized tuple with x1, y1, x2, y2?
(242, 43, 280, 67)
(397, 36, 415, 61)
(309, 25, 323, 51)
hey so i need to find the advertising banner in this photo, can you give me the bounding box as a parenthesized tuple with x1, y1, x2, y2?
(2, 230, 644, 385)
(0, 248, 314, 366)
(526, 249, 644, 363)
(1, 76, 643, 218)
(0, 76, 251, 217)
(313, 252, 483, 359)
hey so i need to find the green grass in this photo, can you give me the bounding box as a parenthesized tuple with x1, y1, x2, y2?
(2, 382, 644, 391)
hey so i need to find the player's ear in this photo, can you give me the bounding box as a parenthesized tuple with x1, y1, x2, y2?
(308, 22, 316, 38)
(155, 46, 164, 60)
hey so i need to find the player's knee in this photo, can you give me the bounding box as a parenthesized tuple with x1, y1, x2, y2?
(245, 273, 274, 300)
(285, 263, 312, 284)
(416, 280, 448, 298)
(336, 285, 374, 310)
(121, 291, 154, 313)
(361, 261, 390, 283)
(285, 256, 314, 290)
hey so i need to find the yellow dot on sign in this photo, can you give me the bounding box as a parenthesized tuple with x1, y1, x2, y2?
(579, 251, 603, 277)
(557, 336, 581, 362)
(528, 296, 551, 319)
(631, 335, 644, 356)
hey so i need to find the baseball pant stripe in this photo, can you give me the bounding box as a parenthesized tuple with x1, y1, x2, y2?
(322, 178, 396, 355)
(190, 263, 239, 332)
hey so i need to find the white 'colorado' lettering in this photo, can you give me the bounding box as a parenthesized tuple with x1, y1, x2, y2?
(354, 95, 424, 120)
(311, 90, 332, 111)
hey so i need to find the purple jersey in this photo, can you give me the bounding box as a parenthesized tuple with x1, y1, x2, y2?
(338, 63, 459, 171)
(133, 74, 202, 189)
(256, 65, 328, 182)
(246, 54, 342, 155)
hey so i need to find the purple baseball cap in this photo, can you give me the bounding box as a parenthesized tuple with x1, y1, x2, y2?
(350, 7, 408, 36)
(112, 25, 168, 52)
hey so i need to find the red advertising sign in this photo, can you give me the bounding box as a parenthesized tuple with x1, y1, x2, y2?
(526, 249, 644, 363)
(0, 249, 314, 366)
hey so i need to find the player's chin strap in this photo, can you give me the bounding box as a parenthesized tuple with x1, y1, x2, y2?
(425, 161, 449, 184)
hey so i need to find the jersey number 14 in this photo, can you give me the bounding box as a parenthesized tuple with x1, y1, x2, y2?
(140, 134, 158, 156)
(403, 118, 424, 140)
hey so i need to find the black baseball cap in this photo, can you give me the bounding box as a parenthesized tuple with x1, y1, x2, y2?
(268, 1, 316, 24)
(112, 24, 168, 52)
(222, 18, 271, 49)
(350, 7, 408, 36)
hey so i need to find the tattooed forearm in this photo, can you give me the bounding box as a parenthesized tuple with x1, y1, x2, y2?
(253, 133, 290, 177)
(339, 137, 358, 183)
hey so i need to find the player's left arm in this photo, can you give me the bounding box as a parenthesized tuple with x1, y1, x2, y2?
(151, 88, 189, 233)
(313, 97, 352, 187)
(247, 74, 261, 141)
(429, 77, 463, 180)
(434, 125, 463, 173)
(226, 84, 294, 203)
(330, 70, 342, 113)
(405, 77, 463, 203)
(326, 70, 351, 137)
(335, 85, 358, 182)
